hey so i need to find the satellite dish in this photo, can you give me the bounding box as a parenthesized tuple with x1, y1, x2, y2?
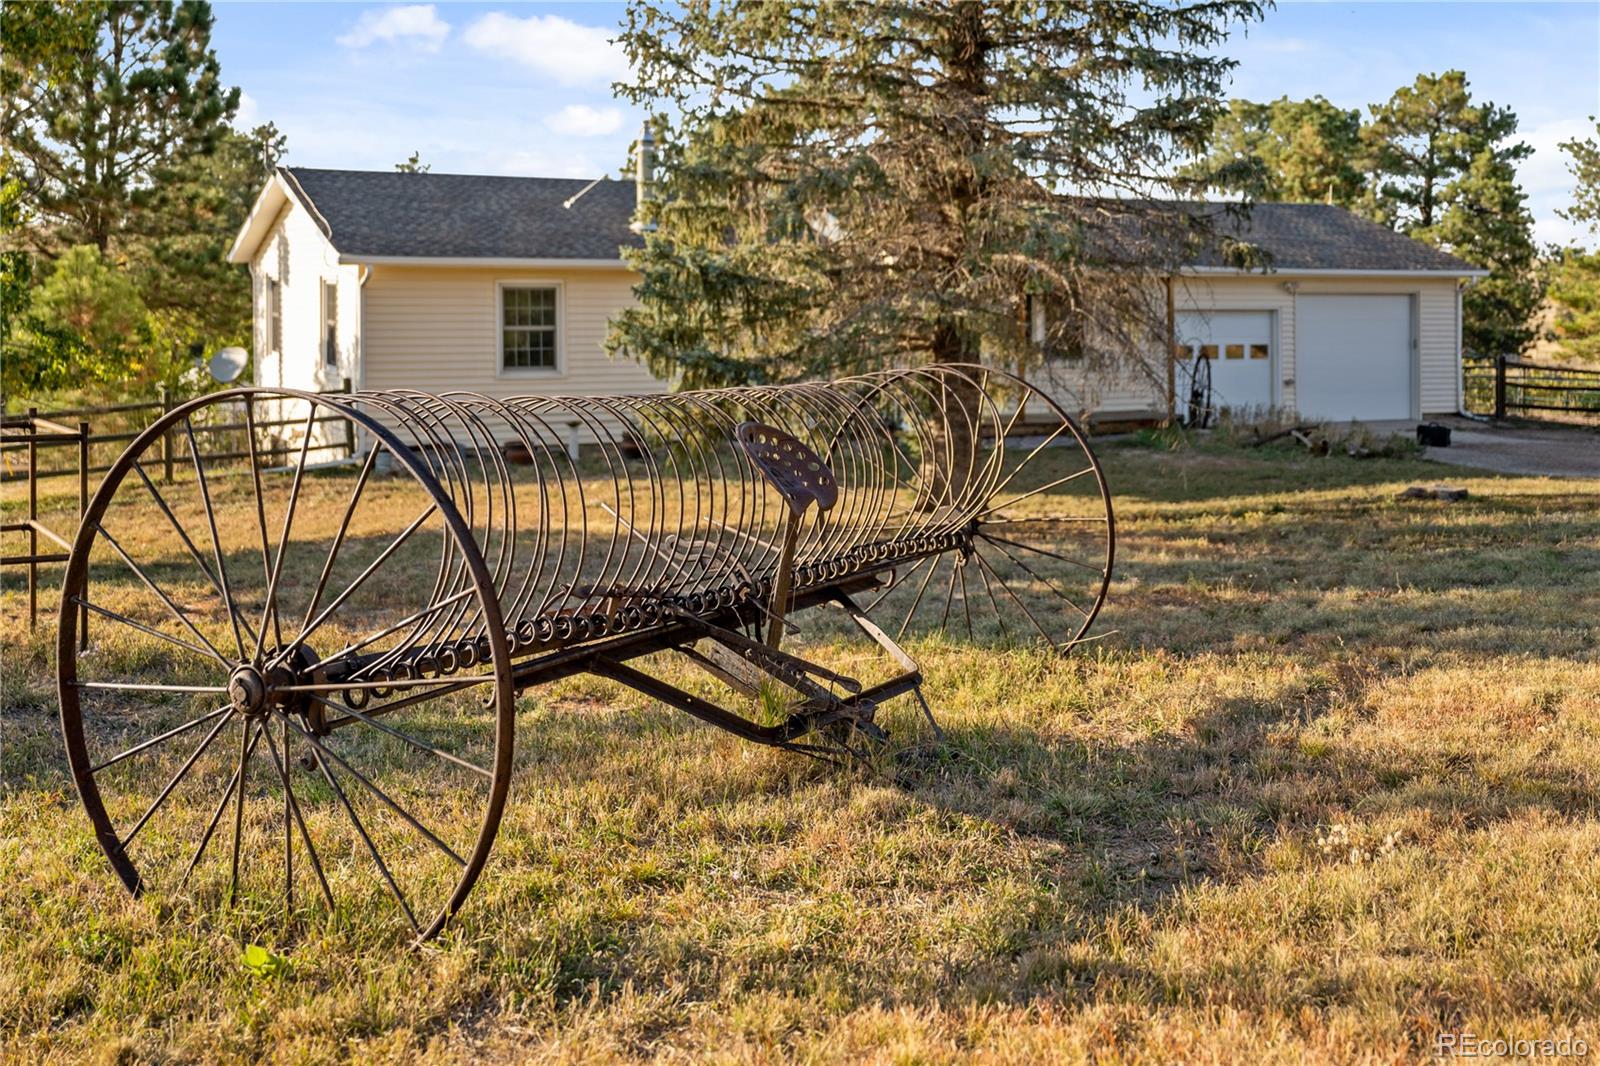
(208, 346, 248, 384)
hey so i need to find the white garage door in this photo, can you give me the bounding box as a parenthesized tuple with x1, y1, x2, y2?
(1175, 311, 1274, 414)
(1296, 295, 1413, 421)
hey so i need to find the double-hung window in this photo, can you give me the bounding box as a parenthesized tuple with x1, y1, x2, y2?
(322, 281, 338, 366)
(500, 285, 559, 372)
(267, 277, 282, 354)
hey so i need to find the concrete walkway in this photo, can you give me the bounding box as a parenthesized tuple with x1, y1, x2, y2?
(1414, 416, 1600, 480)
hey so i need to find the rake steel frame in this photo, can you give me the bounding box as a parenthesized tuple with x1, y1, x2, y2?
(57, 364, 1114, 940)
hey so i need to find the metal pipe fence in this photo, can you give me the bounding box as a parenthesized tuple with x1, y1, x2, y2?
(1, 378, 355, 483)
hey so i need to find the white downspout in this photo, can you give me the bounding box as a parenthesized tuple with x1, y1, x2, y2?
(356, 263, 371, 393)
(1455, 278, 1488, 422)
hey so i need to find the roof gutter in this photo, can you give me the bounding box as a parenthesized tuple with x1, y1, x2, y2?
(1181, 265, 1490, 279)
(336, 259, 1481, 276)
(338, 254, 631, 269)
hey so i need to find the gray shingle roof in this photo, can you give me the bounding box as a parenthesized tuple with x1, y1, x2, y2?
(282, 167, 644, 260)
(1172, 201, 1481, 273)
(282, 167, 1481, 274)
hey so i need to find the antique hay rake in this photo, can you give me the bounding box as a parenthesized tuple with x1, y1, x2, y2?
(58, 364, 1114, 939)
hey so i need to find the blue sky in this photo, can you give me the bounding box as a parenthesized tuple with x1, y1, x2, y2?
(213, 1, 1600, 246)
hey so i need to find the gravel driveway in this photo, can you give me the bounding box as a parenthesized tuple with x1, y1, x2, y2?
(1418, 417, 1600, 479)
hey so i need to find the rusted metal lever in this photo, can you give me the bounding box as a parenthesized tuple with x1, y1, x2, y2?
(734, 422, 839, 649)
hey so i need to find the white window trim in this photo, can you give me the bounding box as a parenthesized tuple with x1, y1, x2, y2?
(495, 279, 565, 378)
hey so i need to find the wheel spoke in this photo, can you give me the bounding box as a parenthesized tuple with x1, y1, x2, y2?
(270, 503, 441, 670)
(938, 554, 958, 631)
(185, 418, 247, 660)
(984, 422, 1070, 502)
(74, 681, 229, 694)
(973, 552, 1010, 639)
(308, 588, 477, 678)
(282, 718, 293, 909)
(978, 535, 1093, 619)
(308, 745, 420, 934)
(295, 445, 380, 645)
(72, 597, 225, 665)
(971, 547, 1058, 649)
(92, 524, 231, 665)
(980, 531, 1105, 577)
(89, 705, 231, 774)
(243, 399, 277, 651)
(897, 552, 943, 640)
(255, 408, 319, 659)
(87, 704, 227, 771)
(959, 560, 974, 641)
(120, 708, 235, 851)
(303, 693, 493, 779)
(863, 554, 932, 614)
(982, 513, 1108, 527)
(281, 717, 466, 867)
(229, 712, 251, 903)
(131, 462, 261, 651)
(182, 718, 262, 887)
(980, 466, 1097, 517)
(316, 674, 498, 724)
(260, 719, 335, 910)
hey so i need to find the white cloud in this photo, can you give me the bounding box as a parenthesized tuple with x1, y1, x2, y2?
(233, 91, 259, 129)
(546, 104, 624, 138)
(463, 13, 628, 87)
(337, 5, 450, 52)
(1518, 117, 1593, 247)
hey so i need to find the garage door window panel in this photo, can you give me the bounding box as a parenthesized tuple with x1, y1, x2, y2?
(1177, 311, 1274, 412)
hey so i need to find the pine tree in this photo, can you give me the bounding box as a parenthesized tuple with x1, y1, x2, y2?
(1361, 70, 1528, 230)
(1363, 71, 1538, 354)
(1, 0, 239, 256)
(1547, 250, 1600, 363)
(1548, 122, 1600, 363)
(606, 0, 1263, 389)
(1189, 96, 1364, 205)
(1423, 150, 1541, 355)
(130, 122, 286, 349)
(1557, 120, 1600, 233)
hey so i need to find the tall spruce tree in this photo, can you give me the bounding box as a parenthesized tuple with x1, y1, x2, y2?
(1363, 71, 1539, 354)
(1, 0, 238, 256)
(607, 0, 1263, 389)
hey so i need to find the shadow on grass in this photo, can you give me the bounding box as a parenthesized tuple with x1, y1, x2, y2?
(7, 440, 1598, 1034)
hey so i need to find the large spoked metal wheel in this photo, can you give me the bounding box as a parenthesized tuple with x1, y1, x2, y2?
(861, 366, 1115, 651)
(57, 389, 515, 941)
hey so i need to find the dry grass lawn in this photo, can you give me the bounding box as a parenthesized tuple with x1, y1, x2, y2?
(3, 431, 1599, 1064)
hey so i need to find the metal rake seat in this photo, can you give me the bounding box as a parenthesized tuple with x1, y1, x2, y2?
(56, 363, 1114, 940)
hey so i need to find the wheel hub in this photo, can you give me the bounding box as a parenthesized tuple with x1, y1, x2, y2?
(228, 665, 269, 717)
